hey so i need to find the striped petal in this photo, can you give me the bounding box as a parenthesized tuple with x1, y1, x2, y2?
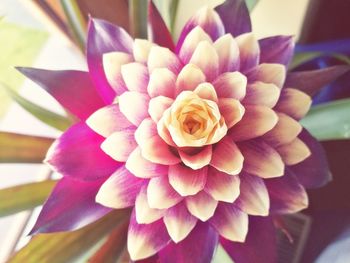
(119, 91, 149, 126)
(178, 146, 212, 170)
(148, 46, 182, 74)
(236, 33, 260, 72)
(213, 72, 247, 100)
(242, 81, 280, 108)
(247, 63, 286, 89)
(185, 191, 218, 221)
(147, 68, 176, 98)
(148, 96, 174, 123)
(214, 34, 240, 73)
(175, 64, 206, 94)
(276, 138, 311, 165)
(121, 62, 149, 93)
(218, 98, 245, 128)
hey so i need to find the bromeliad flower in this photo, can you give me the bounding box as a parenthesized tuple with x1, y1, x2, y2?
(18, 0, 335, 262)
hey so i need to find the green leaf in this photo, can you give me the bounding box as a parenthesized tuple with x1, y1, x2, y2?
(290, 52, 350, 70)
(0, 180, 57, 217)
(301, 98, 350, 140)
(0, 132, 54, 163)
(212, 244, 233, 263)
(245, 0, 260, 11)
(0, 82, 73, 131)
(8, 210, 130, 263)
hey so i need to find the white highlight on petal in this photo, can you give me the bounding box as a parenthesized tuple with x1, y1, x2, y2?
(178, 146, 212, 170)
(119, 91, 149, 126)
(213, 72, 247, 100)
(103, 52, 133, 89)
(248, 63, 286, 89)
(135, 118, 157, 147)
(276, 138, 311, 165)
(218, 98, 245, 128)
(214, 34, 240, 73)
(148, 96, 174, 123)
(147, 68, 176, 98)
(175, 64, 206, 94)
(243, 81, 281, 108)
(236, 32, 260, 72)
(185, 191, 218, 221)
(133, 39, 154, 63)
(148, 46, 181, 73)
(194, 82, 218, 101)
(121, 62, 149, 93)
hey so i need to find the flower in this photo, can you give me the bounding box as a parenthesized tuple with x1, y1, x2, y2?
(18, 0, 334, 262)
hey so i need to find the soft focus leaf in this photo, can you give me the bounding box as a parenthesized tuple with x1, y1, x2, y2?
(8, 210, 130, 263)
(0, 180, 57, 217)
(301, 98, 350, 140)
(289, 52, 321, 69)
(245, 0, 259, 11)
(129, 0, 148, 38)
(0, 83, 72, 131)
(153, 0, 179, 34)
(0, 132, 54, 163)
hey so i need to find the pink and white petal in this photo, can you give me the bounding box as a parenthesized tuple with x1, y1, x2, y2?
(86, 104, 134, 137)
(247, 63, 286, 89)
(185, 191, 218, 221)
(189, 41, 219, 81)
(148, 96, 174, 123)
(242, 81, 280, 108)
(96, 165, 144, 209)
(148, 46, 182, 74)
(135, 186, 165, 224)
(126, 147, 168, 178)
(175, 64, 206, 94)
(263, 113, 302, 146)
(276, 138, 311, 165)
(236, 33, 260, 72)
(119, 91, 150, 126)
(218, 98, 245, 128)
(101, 129, 137, 162)
(238, 139, 285, 178)
(169, 165, 207, 196)
(235, 173, 269, 216)
(133, 39, 154, 64)
(229, 105, 278, 141)
(179, 146, 212, 170)
(179, 26, 213, 64)
(157, 118, 177, 147)
(265, 169, 308, 214)
(274, 88, 312, 120)
(205, 167, 240, 203)
(213, 72, 247, 100)
(141, 135, 181, 165)
(194, 82, 218, 101)
(102, 51, 133, 92)
(209, 204, 248, 242)
(163, 202, 197, 243)
(214, 34, 240, 73)
(121, 62, 149, 93)
(128, 210, 171, 261)
(210, 137, 244, 176)
(147, 176, 183, 209)
(147, 68, 176, 98)
(135, 118, 157, 147)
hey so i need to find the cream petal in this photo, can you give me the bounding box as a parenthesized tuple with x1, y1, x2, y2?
(248, 63, 286, 89)
(121, 62, 149, 93)
(135, 118, 157, 147)
(214, 34, 240, 73)
(185, 191, 218, 221)
(169, 165, 207, 196)
(133, 39, 155, 64)
(148, 46, 182, 74)
(213, 72, 247, 100)
(147, 176, 183, 209)
(147, 68, 176, 98)
(175, 64, 206, 94)
(126, 147, 168, 178)
(229, 105, 278, 141)
(236, 32, 260, 72)
(274, 88, 312, 120)
(276, 138, 311, 165)
(163, 203, 197, 243)
(205, 167, 240, 203)
(148, 96, 174, 123)
(218, 98, 245, 128)
(194, 82, 218, 101)
(178, 146, 212, 170)
(189, 41, 219, 81)
(210, 137, 244, 175)
(101, 129, 137, 162)
(119, 91, 150, 126)
(239, 139, 285, 178)
(243, 81, 280, 108)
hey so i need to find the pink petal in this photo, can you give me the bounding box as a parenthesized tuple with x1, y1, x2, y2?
(147, 68, 176, 98)
(218, 98, 245, 128)
(179, 146, 212, 170)
(135, 118, 157, 147)
(163, 202, 197, 243)
(209, 203, 248, 242)
(121, 62, 149, 93)
(135, 186, 165, 224)
(213, 72, 247, 100)
(205, 167, 240, 203)
(175, 64, 206, 94)
(276, 138, 311, 165)
(214, 34, 240, 73)
(236, 32, 260, 72)
(274, 88, 312, 120)
(185, 191, 218, 221)
(194, 82, 218, 101)
(210, 137, 244, 175)
(141, 135, 181, 165)
(242, 81, 280, 108)
(101, 129, 137, 162)
(128, 210, 171, 261)
(235, 173, 269, 216)
(119, 91, 150, 126)
(148, 46, 182, 74)
(247, 63, 286, 89)
(228, 105, 278, 141)
(238, 139, 285, 178)
(148, 96, 174, 123)
(126, 147, 168, 178)
(147, 176, 183, 209)
(96, 165, 144, 209)
(86, 104, 134, 137)
(169, 164, 207, 196)
(133, 39, 154, 63)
